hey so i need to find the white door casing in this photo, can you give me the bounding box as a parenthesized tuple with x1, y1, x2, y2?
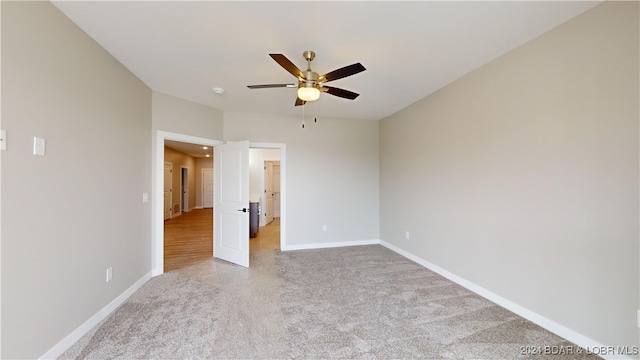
(202, 169, 214, 208)
(164, 162, 172, 220)
(214, 141, 250, 267)
(181, 167, 189, 212)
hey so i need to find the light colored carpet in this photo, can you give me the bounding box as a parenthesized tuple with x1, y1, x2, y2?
(60, 245, 599, 359)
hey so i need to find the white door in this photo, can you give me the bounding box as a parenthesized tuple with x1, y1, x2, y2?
(214, 141, 249, 267)
(273, 164, 281, 218)
(264, 161, 274, 225)
(202, 169, 214, 208)
(164, 162, 172, 220)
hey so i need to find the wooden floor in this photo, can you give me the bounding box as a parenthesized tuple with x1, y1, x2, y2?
(164, 208, 213, 272)
(164, 209, 281, 272)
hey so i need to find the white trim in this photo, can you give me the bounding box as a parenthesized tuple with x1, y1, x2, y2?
(282, 239, 380, 251)
(379, 241, 629, 360)
(180, 165, 189, 213)
(154, 131, 222, 276)
(163, 161, 173, 219)
(39, 272, 152, 360)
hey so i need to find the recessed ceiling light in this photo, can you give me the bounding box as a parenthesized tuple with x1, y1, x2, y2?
(206, 154, 210, 158)
(202, 146, 208, 150)
(212, 87, 226, 95)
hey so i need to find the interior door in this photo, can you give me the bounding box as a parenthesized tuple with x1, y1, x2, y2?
(264, 161, 274, 225)
(214, 141, 249, 267)
(273, 164, 281, 217)
(202, 169, 214, 208)
(164, 162, 172, 220)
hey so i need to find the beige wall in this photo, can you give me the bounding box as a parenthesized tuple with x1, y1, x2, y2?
(224, 112, 380, 247)
(164, 147, 197, 213)
(380, 1, 638, 350)
(1, 2, 152, 358)
(152, 91, 223, 139)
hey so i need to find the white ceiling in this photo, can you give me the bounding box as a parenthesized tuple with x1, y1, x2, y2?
(52, 1, 600, 121)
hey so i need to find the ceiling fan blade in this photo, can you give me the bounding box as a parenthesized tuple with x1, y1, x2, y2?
(247, 84, 296, 89)
(270, 54, 305, 79)
(319, 63, 366, 83)
(321, 86, 360, 100)
(295, 97, 306, 106)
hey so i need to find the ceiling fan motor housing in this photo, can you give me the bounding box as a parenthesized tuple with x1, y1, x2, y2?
(303, 50, 316, 62)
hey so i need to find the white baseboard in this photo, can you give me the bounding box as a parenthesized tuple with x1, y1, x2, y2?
(40, 271, 152, 360)
(281, 239, 380, 251)
(379, 241, 630, 360)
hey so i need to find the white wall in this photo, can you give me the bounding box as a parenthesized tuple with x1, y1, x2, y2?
(224, 112, 379, 247)
(1, 2, 152, 358)
(379, 1, 638, 351)
(249, 148, 280, 226)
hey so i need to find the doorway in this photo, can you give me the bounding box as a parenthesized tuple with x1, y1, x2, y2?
(153, 132, 287, 275)
(248, 148, 282, 251)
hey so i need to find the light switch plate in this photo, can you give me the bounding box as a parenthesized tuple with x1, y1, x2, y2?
(33, 137, 45, 156)
(142, 193, 149, 203)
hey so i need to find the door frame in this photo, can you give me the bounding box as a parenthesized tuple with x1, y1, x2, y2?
(153, 131, 222, 276)
(164, 162, 173, 219)
(152, 133, 287, 276)
(180, 166, 189, 213)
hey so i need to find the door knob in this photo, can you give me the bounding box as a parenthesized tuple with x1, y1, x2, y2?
(237, 208, 248, 212)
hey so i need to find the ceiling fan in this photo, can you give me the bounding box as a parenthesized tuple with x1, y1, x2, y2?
(247, 51, 366, 106)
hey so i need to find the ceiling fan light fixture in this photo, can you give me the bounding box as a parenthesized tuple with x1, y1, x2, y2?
(297, 86, 320, 102)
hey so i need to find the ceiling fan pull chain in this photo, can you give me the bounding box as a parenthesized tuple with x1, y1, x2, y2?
(301, 102, 306, 129)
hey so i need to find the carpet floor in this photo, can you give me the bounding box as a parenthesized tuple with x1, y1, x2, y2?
(59, 245, 599, 359)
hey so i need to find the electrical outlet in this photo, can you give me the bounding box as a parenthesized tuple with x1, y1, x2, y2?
(106, 267, 113, 282)
(142, 193, 149, 203)
(637, 309, 640, 328)
(405, 231, 410, 239)
(322, 225, 328, 232)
